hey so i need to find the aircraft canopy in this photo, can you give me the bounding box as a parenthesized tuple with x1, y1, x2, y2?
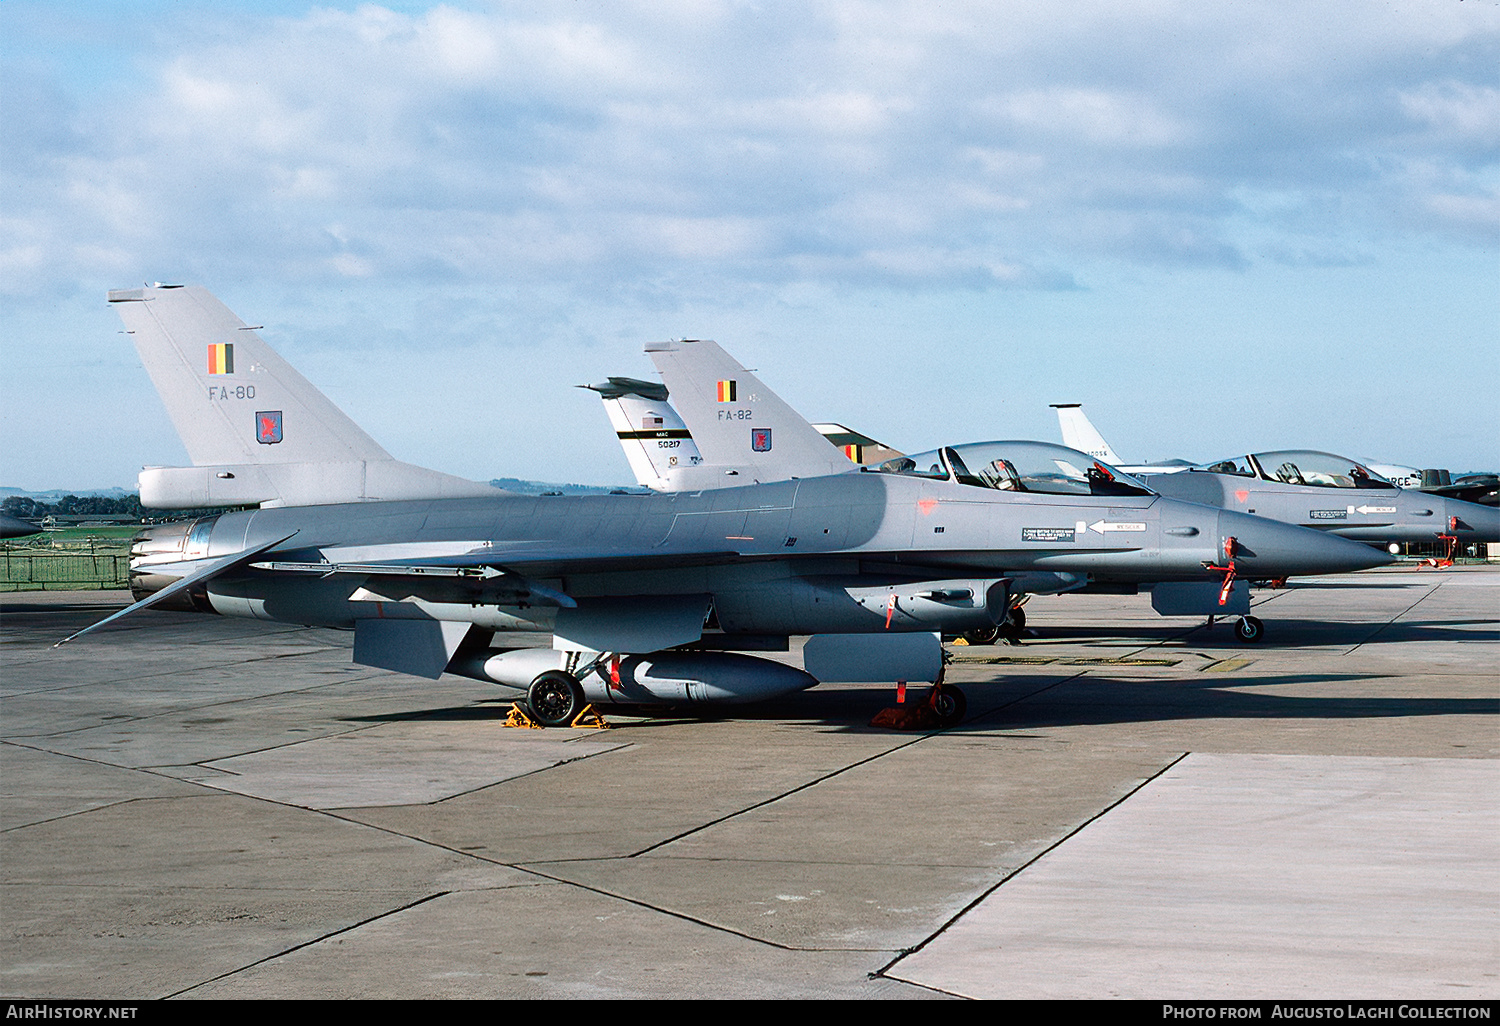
(874, 441, 1155, 497)
(1192, 450, 1395, 489)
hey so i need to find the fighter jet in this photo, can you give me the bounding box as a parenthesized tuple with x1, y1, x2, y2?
(62, 285, 1392, 729)
(1051, 405, 1500, 555)
(592, 340, 1406, 643)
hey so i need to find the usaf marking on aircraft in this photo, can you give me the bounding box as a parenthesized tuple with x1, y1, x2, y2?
(588, 340, 1402, 643)
(1051, 405, 1500, 555)
(60, 286, 1390, 728)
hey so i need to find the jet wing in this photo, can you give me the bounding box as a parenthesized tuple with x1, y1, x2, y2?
(57, 532, 299, 646)
(255, 545, 752, 582)
(256, 542, 1106, 588)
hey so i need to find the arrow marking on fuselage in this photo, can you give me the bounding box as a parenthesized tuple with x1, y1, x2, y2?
(1088, 521, 1147, 534)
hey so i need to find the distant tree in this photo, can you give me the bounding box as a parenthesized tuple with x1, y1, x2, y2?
(1, 494, 236, 521)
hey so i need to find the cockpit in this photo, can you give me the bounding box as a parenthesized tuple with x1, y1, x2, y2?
(873, 441, 1156, 497)
(1190, 450, 1394, 489)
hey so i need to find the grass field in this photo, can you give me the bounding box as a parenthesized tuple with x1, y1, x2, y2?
(15, 525, 142, 544)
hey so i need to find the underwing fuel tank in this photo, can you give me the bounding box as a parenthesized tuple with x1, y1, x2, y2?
(448, 648, 818, 706)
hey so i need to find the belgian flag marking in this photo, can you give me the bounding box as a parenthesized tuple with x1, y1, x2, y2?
(207, 343, 234, 375)
(716, 379, 737, 402)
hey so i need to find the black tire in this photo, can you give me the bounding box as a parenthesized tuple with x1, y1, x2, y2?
(962, 626, 1001, 646)
(931, 684, 967, 727)
(527, 671, 585, 727)
(1007, 606, 1026, 631)
(1235, 616, 1265, 644)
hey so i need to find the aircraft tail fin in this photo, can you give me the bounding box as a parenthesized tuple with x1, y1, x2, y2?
(645, 340, 853, 483)
(581, 377, 707, 492)
(811, 423, 904, 467)
(111, 285, 390, 467)
(111, 285, 496, 506)
(1050, 404, 1124, 464)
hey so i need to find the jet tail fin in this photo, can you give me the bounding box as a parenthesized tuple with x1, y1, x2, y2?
(1050, 404, 1124, 465)
(111, 285, 496, 506)
(645, 340, 853, 484)
(111, 285, 389, 467)
(581, 377, 707, 492)
(810, 423, 904, 467)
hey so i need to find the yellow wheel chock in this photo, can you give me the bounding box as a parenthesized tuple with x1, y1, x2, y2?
(504, 702, 610, 730)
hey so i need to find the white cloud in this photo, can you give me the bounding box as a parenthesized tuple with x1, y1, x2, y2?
(1399, 82, 1500, 147)
(977, 88, 1189, 148)
(2, 0, 1496, 300)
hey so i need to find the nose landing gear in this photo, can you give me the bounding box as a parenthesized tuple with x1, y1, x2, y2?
(1233, 615, 1264, 644)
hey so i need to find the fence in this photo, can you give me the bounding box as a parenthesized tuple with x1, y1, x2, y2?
(1, 549, 132, 590)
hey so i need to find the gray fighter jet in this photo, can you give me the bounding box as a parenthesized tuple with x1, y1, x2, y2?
(600, 340, 1407, 643)
(61, 285, 1391, 728)
(1051, 405, 1500, 555)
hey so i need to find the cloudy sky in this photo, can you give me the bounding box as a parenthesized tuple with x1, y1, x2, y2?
(3, 0, 1496, 492)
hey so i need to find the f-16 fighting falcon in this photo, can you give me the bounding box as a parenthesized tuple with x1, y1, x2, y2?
(61, 285, 1392, 728)
(1051, 405, 1500, 557)
(588, 340, 1413, 643)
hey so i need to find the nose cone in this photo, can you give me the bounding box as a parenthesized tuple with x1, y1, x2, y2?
(1219, 509, 1393, 576)
(1443, 498, 1500, 542)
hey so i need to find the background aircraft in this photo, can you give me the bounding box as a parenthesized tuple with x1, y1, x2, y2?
(69, 286, 1390, 729)
(581, 369, 900, 493)
(589, 340, 1407, 643)
(0, 513, 41, 539)
(1050, 403, 1193, 474)
(1051, 405, 1500, 554)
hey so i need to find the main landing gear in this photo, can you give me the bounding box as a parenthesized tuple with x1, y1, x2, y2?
(526, 670, 586, 726)
(508, 670, 608, 729)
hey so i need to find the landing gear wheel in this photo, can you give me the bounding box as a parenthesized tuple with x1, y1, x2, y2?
(961, 626, 1001, 646)
(1234, 616, 1264, 644)
(527, 671, 585, 727)
(1006, 606, 1026, 631)
(930, 684, 967, 727)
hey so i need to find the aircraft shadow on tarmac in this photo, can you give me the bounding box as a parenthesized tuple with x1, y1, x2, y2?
(341, 671, 1497, 735)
